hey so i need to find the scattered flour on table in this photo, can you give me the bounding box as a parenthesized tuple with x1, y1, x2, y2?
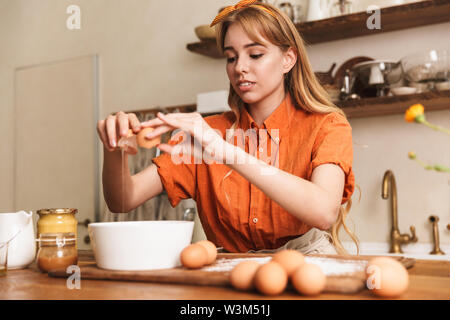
(202, 257, 367, 276)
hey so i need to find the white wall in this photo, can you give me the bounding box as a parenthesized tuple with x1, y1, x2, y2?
(1, 0, 449, 245)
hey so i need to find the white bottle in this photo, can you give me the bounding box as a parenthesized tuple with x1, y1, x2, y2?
(307, 0, 325, 21)
(307, 0, 333, 21)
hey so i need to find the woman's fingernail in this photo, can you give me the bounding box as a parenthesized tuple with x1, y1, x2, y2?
(111, 140, 116, 148)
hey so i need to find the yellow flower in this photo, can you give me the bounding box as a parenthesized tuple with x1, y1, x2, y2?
(405, 104, 425, 123)
(408, 151, 416, 159)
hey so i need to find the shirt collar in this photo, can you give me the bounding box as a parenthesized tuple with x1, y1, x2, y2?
(239, 93, 294, 144)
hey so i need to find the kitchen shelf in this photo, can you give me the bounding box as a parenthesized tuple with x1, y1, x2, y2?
(132, 90, 450, 120)
(187, 0, 450, 58)
(338, 89, 450, 118)
(186, 40, 222, 59)
(198, 90, 450, 119)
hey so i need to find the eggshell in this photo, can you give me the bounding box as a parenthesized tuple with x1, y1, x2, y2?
(180, 244, 208, 269)
(117, 129, 138, 154)
(272, 249, 305, 277)
(253, 261, 288, 296)
(126, 129, 134, 137)
(366, 257, 409, 297)
(291, 263, 326, 296)
(195, 240, 217, 265)
(137, 127, 161, 149)
(229, 260, 260, 291)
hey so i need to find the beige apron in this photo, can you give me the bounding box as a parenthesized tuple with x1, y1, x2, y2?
(247, 228, 337, 255)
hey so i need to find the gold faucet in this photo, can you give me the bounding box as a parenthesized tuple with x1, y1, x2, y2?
(429, 215, 445, 255)
(381, 170, 418, 253)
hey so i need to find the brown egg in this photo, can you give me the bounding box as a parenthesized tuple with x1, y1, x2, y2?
(229, 260, 260, 291)
(137, 127, 161, 149)
(195, 240, 217, 265)
(253, 261, 288, 296)
(366, 257, 409, 298)
(272, 249, 305, 277)
(180, 244, 208, 269)
(291, 263, 326, 296)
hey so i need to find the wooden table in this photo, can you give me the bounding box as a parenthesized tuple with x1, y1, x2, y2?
(1, 251, 449, 300)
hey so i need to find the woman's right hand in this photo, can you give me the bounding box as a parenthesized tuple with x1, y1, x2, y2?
(96, 111, 142, 153)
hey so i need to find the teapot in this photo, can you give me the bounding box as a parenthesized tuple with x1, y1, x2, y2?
(307, 0, 333, 21)
(0, 211, 36, 269)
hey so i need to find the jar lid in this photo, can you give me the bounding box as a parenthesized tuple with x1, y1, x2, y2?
(36, 233, 77, 247)
(37, 208, 78, 215)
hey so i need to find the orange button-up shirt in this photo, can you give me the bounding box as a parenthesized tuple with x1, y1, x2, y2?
(152, 94, 355, 253)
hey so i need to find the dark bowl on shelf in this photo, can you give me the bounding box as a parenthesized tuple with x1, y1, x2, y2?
(350, 60, 402, 98)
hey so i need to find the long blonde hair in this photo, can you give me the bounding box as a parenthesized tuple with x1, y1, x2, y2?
(214, 3, 359, 255)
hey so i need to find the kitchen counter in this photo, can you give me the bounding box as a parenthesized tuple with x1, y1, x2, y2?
(1, 251, 449, 300)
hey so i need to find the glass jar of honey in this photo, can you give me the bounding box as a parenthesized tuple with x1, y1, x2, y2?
(37, 208, 78, 245)
(36, 233, 78, 272)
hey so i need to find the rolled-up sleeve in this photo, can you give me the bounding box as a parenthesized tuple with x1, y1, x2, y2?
(152, 140, 197, 207)
(308, 112, 355, 204)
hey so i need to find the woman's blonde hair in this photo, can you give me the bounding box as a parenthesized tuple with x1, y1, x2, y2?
(214, 3, 359, 255)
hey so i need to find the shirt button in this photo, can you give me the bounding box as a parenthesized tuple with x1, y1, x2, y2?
(259, 147, 264, 153)
(252, 218, 258, 224)
(274, 137, 280, 144)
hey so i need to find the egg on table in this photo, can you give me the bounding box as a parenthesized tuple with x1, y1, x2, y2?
(366, 256, 409, 298)
(180, 244, 208, 269)
(229, 260, 261, 291)
(253, 261, 288, 296)
(195, 240, 217, 265)
(272, 249, 305, 277)
(291, 262, 326, 296)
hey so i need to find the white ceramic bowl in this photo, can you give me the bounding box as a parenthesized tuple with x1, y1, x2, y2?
(194, 25, 216, 41)
(435, 81, 450, 91)
(88, 221, 194, 271)
(390, 86, 418, 95)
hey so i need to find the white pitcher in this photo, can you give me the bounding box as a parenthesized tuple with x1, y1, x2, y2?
(0, 211, 36, 269)
(307, 0, 333, 21)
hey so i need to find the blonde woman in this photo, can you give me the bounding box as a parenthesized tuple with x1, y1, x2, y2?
(97, 0, 358, 255)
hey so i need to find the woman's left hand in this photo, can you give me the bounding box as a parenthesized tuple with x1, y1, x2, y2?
(141, 112, 229, 164)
